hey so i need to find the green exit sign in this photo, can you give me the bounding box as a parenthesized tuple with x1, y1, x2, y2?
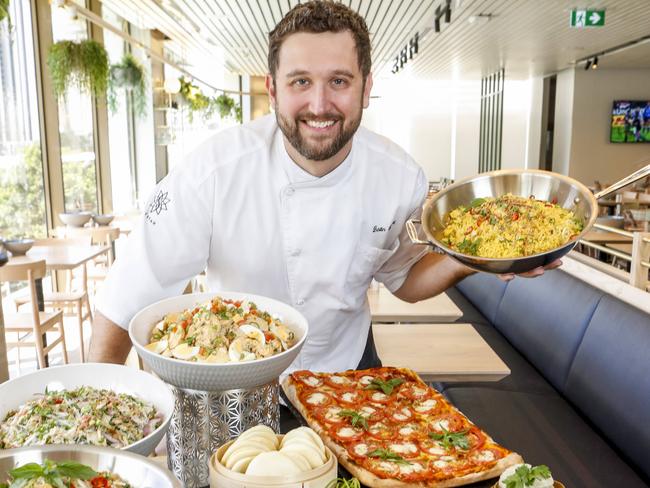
(570, 9, 606, 27)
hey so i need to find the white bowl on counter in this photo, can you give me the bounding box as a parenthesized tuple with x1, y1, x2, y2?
(129, 292, 309, 391)
(59, 212, 92, 227)
(0, 444, 180, 487)
(0, 363, 174, 456)
(92, 213, 115, 226)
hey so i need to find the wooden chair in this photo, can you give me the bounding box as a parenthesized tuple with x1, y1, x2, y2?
(0, 260, 69, 369)
(13, 237, 93, 362)
(56, 226, 118, 297)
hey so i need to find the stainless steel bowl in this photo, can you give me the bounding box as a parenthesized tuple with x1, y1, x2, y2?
(407, 169, 598, 274)
(0, 445, 180, 486)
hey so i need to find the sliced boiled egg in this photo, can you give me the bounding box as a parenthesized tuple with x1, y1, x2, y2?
(238, 324, 266, 344)
(171, 343, 200, 360)
(144, 338, 168, 354)
(228, 338, 256, 362)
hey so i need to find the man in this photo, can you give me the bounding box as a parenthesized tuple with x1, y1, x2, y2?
(89, 1, 557, 369)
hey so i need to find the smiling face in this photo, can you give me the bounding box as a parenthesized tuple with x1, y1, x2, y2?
(266, 30, 373, 175)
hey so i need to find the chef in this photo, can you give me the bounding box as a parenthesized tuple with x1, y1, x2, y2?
(89, 0, 558, 371)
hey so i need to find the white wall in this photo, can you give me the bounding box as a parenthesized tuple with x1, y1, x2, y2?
(569, 68, 650, 186)
(363, 75, 537, 182)
(552, 68, 576, 176)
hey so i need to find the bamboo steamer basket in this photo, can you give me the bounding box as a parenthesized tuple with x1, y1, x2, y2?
(210, 434, 338, 488)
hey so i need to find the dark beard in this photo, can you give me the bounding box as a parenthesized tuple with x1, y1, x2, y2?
(276, 109, 362, 161)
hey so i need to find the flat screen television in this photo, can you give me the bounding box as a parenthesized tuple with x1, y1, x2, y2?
(610, 100, 650, 143)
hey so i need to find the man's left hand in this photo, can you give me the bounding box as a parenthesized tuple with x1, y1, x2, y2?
(498, 259, 563, 282)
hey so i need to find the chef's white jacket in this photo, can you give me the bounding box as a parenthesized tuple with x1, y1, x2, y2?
(99, 114, 428, 373)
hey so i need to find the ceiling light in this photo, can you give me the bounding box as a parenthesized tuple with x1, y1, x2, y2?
(468, 14, 492, 25)
(584, 59, 592, 70)
(591, 56, 599, 69)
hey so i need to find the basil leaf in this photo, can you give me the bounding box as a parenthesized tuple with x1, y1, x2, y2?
(8, 464, 44, 479)
(54, 461, 98, 479)
(368, 448, 411, 465)
(337, 410, 368, 430)
(429, 428, 470, 450)
(364, 378, 404, 396)
(470, 198, 486, 208)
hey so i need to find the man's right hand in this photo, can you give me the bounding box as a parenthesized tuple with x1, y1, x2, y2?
(88, 311, 133, 364)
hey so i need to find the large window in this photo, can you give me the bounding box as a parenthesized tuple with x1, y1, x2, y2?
(102, 5, 137, 213)
(51, 1, 98, 213)
(0, 1, 46, 239)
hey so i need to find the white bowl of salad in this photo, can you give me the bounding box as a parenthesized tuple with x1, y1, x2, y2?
(0, 444, 180, 487)
(129, 292, 309, 390)
(0, 363, 174, 456)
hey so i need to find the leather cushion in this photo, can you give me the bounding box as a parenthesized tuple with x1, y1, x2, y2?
(443, 387, 649, 488)
(492, 270, 603, 391)
(564, 295, 650, 479)
(455, 273, 508, 324)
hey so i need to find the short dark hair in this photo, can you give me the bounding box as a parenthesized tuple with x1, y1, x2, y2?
(268, 1, 371, 79)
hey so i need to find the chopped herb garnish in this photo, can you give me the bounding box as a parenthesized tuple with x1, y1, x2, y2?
(502, 464, 552, 488)
(457, 238, 481, 255)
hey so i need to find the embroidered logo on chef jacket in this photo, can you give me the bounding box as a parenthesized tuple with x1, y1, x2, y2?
(145, 190, 171, 225)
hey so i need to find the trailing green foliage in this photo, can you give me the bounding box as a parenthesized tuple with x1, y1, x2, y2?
(0, 0, 11, 28)
(47, 40, 109, 98)
(108, 53, 148, 117)
(178, 77, 242, 123)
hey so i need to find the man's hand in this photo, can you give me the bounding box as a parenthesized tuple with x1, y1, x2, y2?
(498, 259, 563, 282)
(87, 311, 133, 364)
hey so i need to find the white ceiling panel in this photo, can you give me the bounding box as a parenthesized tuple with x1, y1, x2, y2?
(98, 0, 650, 80)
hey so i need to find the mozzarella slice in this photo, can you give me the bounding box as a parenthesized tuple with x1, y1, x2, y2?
(432, 419, 450, 431)
(389, 442, 418, 455)
(358, 375, 375, 385)
(305, 392, 328, 405)
(414, 399, 437, 412)
(336, 427, 358, 439)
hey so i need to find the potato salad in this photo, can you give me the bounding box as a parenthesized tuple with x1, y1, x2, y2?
(0, 386, 161, 449)
(145, 296, 297, 363)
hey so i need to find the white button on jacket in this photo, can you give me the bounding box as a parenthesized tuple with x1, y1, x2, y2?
(99, 115, 428, 373)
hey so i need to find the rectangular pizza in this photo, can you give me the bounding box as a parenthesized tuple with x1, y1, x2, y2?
(282, 366, 523, 487)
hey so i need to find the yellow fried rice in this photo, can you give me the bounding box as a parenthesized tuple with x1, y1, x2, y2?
(442, 193, 583, 258)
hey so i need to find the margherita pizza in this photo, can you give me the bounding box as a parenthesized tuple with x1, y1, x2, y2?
(282, 367, 523, 487)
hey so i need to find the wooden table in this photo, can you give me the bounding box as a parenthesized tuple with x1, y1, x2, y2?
(605, 242, 633, 254)
(2, 244, 110, 368)
(372, 323, 510, 382)
(581, 230, 633, 244)
(368, 286, 462, 323)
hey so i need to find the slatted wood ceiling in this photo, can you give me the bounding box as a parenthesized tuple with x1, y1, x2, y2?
(98, 0, 650, 79)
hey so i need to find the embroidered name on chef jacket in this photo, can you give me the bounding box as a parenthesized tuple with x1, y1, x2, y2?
(373, 220, 397, 233)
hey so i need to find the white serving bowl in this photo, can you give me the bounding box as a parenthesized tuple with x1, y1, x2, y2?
(0, 363, 174, 456)
(59, 212, 92, 227)
(92, 213, 115, 226)
(129, 292, 309, 391)
(4, 238, 34, 256)
(0, 445, 180, 487)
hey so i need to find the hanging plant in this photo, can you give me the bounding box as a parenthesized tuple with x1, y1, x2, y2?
(47, 40, 109, 98)
(108, 53, 148, 117)
(178, 77, 242, 123)
(0, 0, 11, 29)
